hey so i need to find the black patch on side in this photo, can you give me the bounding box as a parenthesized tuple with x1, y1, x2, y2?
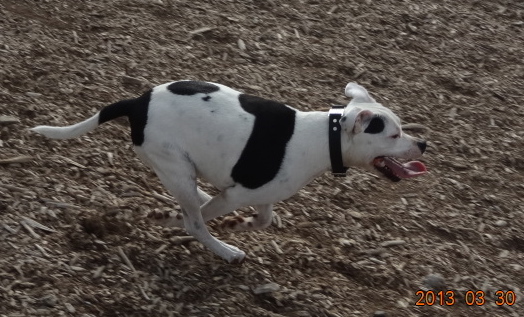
(364, 116, 385, 134)
(167, 81, 219, 96)
(98, 90, 151, 146)
(231, 94, 296, 189)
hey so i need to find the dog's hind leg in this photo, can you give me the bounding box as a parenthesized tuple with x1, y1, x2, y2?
(148, 154, 246, 263)
(220, 204, 274, 231)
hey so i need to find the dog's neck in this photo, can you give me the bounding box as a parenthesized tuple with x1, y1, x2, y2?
(286, 111, 336, 185)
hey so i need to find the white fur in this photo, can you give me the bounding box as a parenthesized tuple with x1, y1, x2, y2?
(32, 82, 426, 263)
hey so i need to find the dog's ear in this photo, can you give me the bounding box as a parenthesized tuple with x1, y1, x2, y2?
(345, 83, 377, 104)
(340, 108, 374, 134)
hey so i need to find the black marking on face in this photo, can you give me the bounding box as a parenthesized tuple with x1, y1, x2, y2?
(99, 89, 151, 146)
(232, 94, 296, 189)
(167, 81, 219, 95)
(202, 95, 211, 101)
(364, 116, 385, 134)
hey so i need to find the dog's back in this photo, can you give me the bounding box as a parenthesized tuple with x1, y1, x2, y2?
(31, 80, 299, 190)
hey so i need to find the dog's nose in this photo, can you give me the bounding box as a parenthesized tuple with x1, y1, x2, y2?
(417, 140, 427, 153)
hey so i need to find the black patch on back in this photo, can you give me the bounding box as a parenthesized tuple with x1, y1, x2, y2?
(128, 90, 151, 145)
(167, 81, 219, 95)
(364, 116, 385, 134)
(98, 90, 151, 146)
(231, 94, 296, 189)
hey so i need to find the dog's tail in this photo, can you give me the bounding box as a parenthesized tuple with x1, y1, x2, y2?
(31, 91, 150, 142)
(31, 111, 101, 139)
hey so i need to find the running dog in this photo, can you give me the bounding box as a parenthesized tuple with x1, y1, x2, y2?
(32, 81, 427, 263)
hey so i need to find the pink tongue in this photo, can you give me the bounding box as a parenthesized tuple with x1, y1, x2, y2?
(383, 157, 427, 178)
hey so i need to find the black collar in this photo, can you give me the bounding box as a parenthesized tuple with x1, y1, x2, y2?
(328, 105, 348, 177)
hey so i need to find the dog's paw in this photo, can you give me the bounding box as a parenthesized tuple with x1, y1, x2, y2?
(229, 254, 247, 265)
(147, 210, 184, 228)
(214, 239, 246, 264)
(224, 247, 247, 265)
(220, 215, 253, 231)
(146, 209, 170, 220)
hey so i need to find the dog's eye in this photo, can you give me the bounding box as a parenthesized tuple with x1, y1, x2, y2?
(391, 134, 400, 139)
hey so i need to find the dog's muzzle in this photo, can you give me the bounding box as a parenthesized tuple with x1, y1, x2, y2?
(373, 156, 427, 182)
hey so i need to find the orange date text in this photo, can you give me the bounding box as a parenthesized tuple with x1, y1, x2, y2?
(415, 290, 516, 306)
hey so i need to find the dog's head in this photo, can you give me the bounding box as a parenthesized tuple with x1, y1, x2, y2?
(340, 83, 427, 181)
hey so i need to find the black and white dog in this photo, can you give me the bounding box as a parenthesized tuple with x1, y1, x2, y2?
(32, 81, 427, 263)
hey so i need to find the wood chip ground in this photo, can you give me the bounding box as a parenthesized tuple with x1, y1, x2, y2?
(0, 0, 523, 316)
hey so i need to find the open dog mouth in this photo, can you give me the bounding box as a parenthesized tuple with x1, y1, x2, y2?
(373, 157, 427, 182)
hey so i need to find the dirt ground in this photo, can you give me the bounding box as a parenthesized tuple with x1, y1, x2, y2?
(1, 0, 523, 316)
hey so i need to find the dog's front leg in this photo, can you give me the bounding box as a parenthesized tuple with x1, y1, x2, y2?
(154, 188, 275, 233)
(153, 189, 275, 233)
